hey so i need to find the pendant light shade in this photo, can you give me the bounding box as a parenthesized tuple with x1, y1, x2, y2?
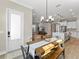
(40, 16, 44, 22)
(48, 16, 54, 21)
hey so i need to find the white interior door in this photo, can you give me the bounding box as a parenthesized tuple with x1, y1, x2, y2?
(6, 8, 24, 51)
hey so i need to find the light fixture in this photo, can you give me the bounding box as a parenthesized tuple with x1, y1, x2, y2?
(40, 0, 55, 37)
(40, 16, 45, 22)
(55, 1, 65, 22)
(69, 9, 73, 12)
(69, 9, 77, 19)
(40, 0, 54, 22)
(40, 0, 63, 22)
(48, 16, 54, 21)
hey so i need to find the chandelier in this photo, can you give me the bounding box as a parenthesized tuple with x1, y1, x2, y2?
(40, 0, 54, 22)
(40, 0, 64, 22)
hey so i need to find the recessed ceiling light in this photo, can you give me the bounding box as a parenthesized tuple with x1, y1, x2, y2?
(69, 9, 73, 12)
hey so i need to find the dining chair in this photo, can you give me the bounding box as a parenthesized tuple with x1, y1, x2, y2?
(21, 45, 33, 59)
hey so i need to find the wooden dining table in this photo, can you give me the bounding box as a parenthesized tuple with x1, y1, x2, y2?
(47, 47, 65, 59)
(26, 38, 65, 59)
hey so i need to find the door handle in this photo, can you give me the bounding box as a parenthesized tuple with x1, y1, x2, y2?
(8, 31, 10, 37)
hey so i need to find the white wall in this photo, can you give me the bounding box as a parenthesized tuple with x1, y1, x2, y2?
(0, 0, 7, 51)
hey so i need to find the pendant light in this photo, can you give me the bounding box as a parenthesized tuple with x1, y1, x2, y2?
(40, 0, 54, 22)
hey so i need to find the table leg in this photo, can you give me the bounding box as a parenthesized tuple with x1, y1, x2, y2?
(63, 49, 65, 59)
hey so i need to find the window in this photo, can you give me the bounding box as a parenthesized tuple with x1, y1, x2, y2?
(11, 13, 21, 40)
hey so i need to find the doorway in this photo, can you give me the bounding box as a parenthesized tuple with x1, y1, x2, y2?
(6, 8, 24, 52)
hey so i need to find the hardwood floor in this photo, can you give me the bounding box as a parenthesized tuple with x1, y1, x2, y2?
(65, 38, 79, 59)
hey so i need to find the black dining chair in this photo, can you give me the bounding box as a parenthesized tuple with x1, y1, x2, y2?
(21, 45, 33, 59)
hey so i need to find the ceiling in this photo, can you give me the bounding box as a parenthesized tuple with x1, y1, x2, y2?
(11, 0, 79, 22)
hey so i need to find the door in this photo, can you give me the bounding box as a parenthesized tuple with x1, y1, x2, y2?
(6, 8, 24, 51)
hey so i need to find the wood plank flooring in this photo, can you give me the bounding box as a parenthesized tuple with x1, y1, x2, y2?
(65, 38, 79, 59)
